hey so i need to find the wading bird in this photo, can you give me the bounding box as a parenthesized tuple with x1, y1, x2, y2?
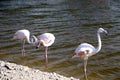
(72, 28, 107, 80)
(33, 33, 55, 68)
(13, 29, 37, 56)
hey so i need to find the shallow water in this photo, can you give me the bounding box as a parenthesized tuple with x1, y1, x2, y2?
(0, 0, 120, 80)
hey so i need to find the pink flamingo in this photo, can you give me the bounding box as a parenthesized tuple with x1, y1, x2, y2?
(33, 33, 55, 68)
(72, 28, 108, 80)
(13, 29, 37, 56)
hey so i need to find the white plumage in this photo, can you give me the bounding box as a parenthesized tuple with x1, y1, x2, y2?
(73, 28, 108, 80)
(13, 29, 35, 56)
(33, 33, 55, 68)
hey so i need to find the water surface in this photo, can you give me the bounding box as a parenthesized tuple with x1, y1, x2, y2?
(0, 0, 120, 80)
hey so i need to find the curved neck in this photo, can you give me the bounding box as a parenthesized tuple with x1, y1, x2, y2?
(40, 40, 48, 47)
(26, 35, 38, 44)
(95, 32, 102, 53)
(26, 36, 32, 44)
(32, 35, 38, 44)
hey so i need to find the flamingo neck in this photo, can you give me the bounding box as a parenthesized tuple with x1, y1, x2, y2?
(32, 35, 38, 44)
(95, 32, 102, 53)
(26, 35, 38, 44)
(40, 40, 48, 47)
(26, 36, 32, 44)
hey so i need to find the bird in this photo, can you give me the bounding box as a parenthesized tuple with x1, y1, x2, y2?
(72, 28, 108, 80)
(13, 29, 37, 56)
(33, 33, 55, 68)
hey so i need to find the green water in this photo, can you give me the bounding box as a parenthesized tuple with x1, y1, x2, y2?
(0, 0, 120, 80)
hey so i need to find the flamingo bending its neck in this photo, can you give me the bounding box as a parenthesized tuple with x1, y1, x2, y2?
(13, 29, 37, 56)
(72, 28, 108, 80)
(33, 33, 55, 68)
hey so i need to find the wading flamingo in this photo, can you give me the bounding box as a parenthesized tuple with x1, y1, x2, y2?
(33, 33, 55, 68)
(72, 28, 108, 80)
(13, 29, 37, 56)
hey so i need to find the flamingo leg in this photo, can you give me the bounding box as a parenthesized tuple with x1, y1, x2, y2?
(21, 39, 25, 56)
(45, 47, 48, 69)
(84, 59, 88, 80)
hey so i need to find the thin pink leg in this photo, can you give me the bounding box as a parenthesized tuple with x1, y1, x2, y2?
(45, 47, 48, 69)
(84, 59, 88, 80)
(21, 39, 25, 56)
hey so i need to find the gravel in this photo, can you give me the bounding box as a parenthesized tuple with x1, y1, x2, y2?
(0, 60, 79, 80)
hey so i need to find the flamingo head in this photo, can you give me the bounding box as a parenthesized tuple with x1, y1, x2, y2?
(35, 40, 44, 49)
(98, 28, 108, 35)
(31, 35, 38, 44)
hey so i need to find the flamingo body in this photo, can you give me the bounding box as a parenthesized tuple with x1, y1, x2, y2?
(75, 43, 96, 59)
(13, 29, 30, 40)
(13, 29, 34, 56)
(34, 33, 55, 68)
(73, 28, 108, 80)
(37, 33, 55, 47)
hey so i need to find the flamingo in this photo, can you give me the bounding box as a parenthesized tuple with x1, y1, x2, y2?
(33, 33, 55, 68)
(13, 29, 37, 56)
(72, 28, 108, 80)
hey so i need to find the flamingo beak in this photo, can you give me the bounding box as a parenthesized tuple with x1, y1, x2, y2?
(72, 55, 79, 59)
(104, 30, 108, 35)
(36, 46, 39, 49)
(36, 42, 41, 49)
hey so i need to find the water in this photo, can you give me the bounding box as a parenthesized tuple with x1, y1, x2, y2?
(0, 0, 120, 80)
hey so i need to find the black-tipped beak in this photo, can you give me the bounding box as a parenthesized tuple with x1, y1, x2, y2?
(106, 33, 108, 36)
(36, 42, 41, 49)
(36, 46, 39, 49)
(104, 30, 108, 36)
(105, 31, 108, 36)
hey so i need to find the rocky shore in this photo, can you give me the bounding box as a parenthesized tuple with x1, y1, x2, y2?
(0, 60, 79, 80)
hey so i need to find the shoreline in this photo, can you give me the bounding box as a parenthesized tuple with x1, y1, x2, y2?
(0, 60, 79, 80)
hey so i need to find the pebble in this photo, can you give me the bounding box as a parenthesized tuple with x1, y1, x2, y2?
(0, 60, 79, 80)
